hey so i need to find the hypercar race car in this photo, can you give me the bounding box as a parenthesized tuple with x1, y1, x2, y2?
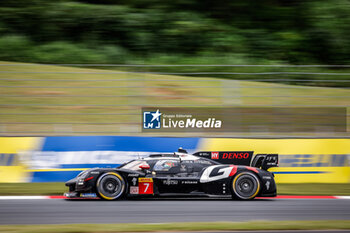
(65, 149, 278, 200)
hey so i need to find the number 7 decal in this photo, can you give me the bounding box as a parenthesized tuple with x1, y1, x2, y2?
(144, 183, 149, 192)
(138, 178, 153, 194)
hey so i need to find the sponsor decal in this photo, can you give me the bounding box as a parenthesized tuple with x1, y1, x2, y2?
(193, 151, 254, 166)
(138, 177, 154, 194)
(163, 179, 179, 185)
(80, 193, 97, 198)
(211, 152, 219, 159)
(138, 178, 153, 182)
(196, 160, 211, 164)
(132, 177, 137, 186)
(265, 181, 270, 190)
(222, 152, 250, 159)
(181, 180, 198, 184)
(130, 186, 139, 194)
(200, 165, 233, 183)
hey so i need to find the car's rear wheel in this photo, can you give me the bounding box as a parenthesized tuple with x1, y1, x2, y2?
(96, 172, 125, 200)
(231, 171, 260, 200)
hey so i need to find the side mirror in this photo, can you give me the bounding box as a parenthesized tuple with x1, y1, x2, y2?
(139, 164, 150, 170)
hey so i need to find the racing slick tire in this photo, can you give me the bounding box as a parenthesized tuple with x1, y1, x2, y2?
(96, 172, 126, 200)
(231, 171, 260, 200)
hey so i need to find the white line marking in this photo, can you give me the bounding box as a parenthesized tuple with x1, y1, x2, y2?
(335, 196, 350, 199)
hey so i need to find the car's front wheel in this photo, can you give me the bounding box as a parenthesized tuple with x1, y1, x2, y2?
(96, 172, 125, 200)
(231, 171, 260, 200)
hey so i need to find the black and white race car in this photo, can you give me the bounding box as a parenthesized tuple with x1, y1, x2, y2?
(65, 149, 278, 200)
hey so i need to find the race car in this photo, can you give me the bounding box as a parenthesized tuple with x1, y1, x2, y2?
(64, 149, 278, 200)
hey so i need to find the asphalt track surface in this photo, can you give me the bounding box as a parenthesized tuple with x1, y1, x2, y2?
(0, 198, 349, 225)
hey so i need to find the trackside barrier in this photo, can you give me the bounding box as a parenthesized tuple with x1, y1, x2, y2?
(0, 136, 349, 183)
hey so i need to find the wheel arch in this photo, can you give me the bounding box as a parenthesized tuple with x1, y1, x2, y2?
(230, 169, 262, 200)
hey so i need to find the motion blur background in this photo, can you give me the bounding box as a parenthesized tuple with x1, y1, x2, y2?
(1, 0, 350, 66)
(0, 0, 349, 191)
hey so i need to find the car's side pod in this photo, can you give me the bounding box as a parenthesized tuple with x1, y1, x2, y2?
(250, 154, 278, 171)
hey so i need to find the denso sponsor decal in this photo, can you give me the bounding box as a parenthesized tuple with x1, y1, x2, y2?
(193, 151, 254, 166)
(222, 152, 250, 159)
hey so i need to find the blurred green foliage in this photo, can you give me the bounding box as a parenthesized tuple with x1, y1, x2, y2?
(0, 0, 350, 86)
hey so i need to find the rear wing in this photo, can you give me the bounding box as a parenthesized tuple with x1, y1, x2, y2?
(193, 151, 278, 170)
(251, 154, 278, 170)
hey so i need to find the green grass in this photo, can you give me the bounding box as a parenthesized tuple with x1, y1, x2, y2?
(0, 61, 349, 135)
(0, 182, 349, 196)
(0, 220, 350, 232)
(0, 183, 66, 196)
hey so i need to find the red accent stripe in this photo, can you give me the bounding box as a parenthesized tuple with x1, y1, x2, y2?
(246, 167, 259, 173)
(84, 176, 94, 182)
(48, 196, 100, 199)
(48, 196, 66, 199)
(229, 165, 237, 176)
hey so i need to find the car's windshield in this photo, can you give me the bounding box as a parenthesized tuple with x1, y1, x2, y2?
(120, 160, 149, 171)
(153, 159, 179, 171)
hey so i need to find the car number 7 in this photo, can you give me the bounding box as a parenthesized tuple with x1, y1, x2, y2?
(144, 183, 149, 192)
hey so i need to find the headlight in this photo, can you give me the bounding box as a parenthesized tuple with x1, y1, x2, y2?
(77, 178, 85, 185)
